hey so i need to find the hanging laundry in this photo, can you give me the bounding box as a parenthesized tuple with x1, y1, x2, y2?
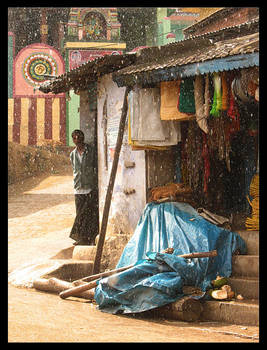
(127, 87, 181, 148)
(128, 91, 168, 150)
(227, 73, 240, 126)
(204, 74, 211, 119)
(178, 77, 196, 114)
(210, 73, 222, 117)
(138, 87, 165, 141)
(160, 80, 194, 121)
(232, 77, 253, 104)
(194, 74, 208, 134)
(221, 71, 229, 111)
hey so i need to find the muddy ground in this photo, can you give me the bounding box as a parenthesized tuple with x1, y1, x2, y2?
(8, 145, 260, 343)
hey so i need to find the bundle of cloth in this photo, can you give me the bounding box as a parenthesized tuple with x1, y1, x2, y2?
(148, 182, 194, 205)
(94, 202, 246, 314)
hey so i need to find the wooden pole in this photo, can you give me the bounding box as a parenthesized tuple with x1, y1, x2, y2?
(59, 280, 98, 299)
(60, 250, 217, 299)
(92, 86, 131, 275)
(178, 250, 217, 259)
(74, 264, 134, 284)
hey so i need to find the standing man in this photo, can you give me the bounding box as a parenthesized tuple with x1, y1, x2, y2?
(70, 129, 98, 246)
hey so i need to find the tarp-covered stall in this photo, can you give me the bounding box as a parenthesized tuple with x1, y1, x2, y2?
(94, 202, 246, 314)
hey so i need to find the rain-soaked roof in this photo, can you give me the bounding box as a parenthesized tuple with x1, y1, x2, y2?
(39, 53, 136, 94)
(113, 32, 259, 87)
(39, 18, 259, 94)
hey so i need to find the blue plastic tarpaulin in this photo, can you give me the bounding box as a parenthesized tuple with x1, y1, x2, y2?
(94, 202, 246, 314)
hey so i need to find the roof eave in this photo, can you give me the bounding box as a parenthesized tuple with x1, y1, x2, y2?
(113, 52, 259, 87)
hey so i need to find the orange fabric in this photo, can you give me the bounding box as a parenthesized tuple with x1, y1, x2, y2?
(160, 81, 194, 121)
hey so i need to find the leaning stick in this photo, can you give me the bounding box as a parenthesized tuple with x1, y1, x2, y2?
(73, 264, 135, 284)
(59, 266, 135, 299)
(59, 250, 217, 300)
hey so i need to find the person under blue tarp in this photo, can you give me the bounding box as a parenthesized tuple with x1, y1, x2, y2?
(94, 202, 246, 314)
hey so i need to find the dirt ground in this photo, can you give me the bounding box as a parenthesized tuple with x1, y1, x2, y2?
(8, 159, 260, 343)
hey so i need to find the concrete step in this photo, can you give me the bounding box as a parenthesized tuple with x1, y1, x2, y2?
(43, 259, 94, 282)
(201, 299, 259, 326)
(72, 245, 96, 260)
(232, 255, 259, 277)
(236, 230, 259, 255)
(8, 258, 94, 288)
(228, 276, 259, 299)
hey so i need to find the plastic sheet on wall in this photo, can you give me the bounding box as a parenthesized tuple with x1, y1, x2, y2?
(94, 202, 246, 314)
(127, 88, 181, 147)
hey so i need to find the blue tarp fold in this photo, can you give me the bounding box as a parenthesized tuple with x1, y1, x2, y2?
(94, 202, 246, 314)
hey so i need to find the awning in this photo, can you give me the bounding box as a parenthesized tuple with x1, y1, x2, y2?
(39, 20, 258, 94)
(112, 32, 259, 87)
(113, 52, 259, 87)
(38, 53, 136, 94)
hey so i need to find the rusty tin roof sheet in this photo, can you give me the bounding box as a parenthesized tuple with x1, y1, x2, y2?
(113, 32, 259, 78)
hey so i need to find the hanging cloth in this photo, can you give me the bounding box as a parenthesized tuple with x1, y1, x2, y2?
(128, 87, 181, 148)
(178, 77, 196, 114)
(210, 73, 222, 117)
(204, 74, 211, 119)
(128, 90, 168, 150)
(194, 75, 208, 134)
(227, 73, 240, 127)
(160, 81, 192, 120)
(160, 81, 179, 120)
(221, 71, 229, 111)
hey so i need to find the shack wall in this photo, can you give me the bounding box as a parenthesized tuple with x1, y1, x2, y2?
(97, 74, 147, 238)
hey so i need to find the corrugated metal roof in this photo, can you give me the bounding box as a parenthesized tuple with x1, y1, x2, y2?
(157, 17, 259, 50)
(183, 8, 258, 37)
(39, 53, 136, 94)
(112, 33, 259, 86)
(39, 18, 259, 94)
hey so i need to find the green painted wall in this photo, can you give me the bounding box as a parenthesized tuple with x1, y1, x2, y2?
(157, 8, 171, 46)
(65, 48, 80, 146)
(67, 90, 80, 146)
(171, 21, 194, 41)
(155, 8, 196, 45)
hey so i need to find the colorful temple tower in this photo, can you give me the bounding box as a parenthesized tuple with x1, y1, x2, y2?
(64, 8, 126, 146)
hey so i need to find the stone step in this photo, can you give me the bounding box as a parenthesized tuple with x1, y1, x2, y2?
(43, 259, 94, 282)
(72, 245, 96, 261)
(236, 230, 259, 255)
(228, 276, 259, 299)
(232, 255, 259, 277)
(201, 299, 259, 326)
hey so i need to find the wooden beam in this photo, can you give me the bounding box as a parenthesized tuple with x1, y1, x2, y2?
(92, 86, 131, 274)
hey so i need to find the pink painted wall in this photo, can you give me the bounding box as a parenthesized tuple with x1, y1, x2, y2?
(13, 43, 65, 97)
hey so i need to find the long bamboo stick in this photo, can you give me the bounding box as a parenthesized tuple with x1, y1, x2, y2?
(59, 250, 217, 299)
